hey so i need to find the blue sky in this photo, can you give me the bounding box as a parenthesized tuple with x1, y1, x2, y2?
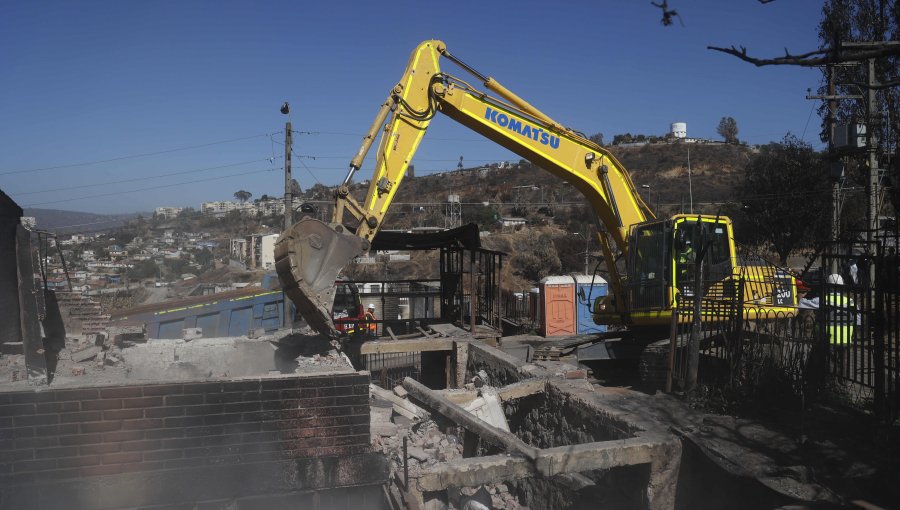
(0, 1, 826, 215)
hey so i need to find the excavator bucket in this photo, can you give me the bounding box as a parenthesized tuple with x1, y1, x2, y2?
(274, 217, 369, 338)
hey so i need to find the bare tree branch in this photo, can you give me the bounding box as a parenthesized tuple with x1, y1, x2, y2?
(650, 0, 684, 27)
(707, 44, 900, 67)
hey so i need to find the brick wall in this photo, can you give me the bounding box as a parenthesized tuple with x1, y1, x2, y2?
(0, 373, 371, 486)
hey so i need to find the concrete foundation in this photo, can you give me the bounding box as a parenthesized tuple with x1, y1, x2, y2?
(369, 334, 837, 510)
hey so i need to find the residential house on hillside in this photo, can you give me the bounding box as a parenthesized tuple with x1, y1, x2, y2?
(154, 207, 183, 219)
(501, 217, 527, 230)
(109, 245, 128, 258)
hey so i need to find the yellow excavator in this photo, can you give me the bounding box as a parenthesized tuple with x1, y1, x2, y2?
(274, 40, 796, 339)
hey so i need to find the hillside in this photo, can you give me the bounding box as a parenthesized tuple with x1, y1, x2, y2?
(372, 142, 753, 231)
(337, 142, 757, 289)
(24, 208, 144, 233)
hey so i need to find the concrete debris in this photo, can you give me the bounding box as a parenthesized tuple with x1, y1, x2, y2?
(463, 388, 510, 432)
(105, 325, 147, 346)
(369, 382, 528, 509)
(393, 385, 408, 399)
(93, 332, 109, 348)
(369, 383, 428, 421)
(406, 446, 430, 462)
(0, 329, 352, 389)
(71, 345, 100, 363)
(182, 328, 202, 341)
(471, 369, 489, 388)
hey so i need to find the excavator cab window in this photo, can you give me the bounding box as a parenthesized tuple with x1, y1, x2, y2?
(673, 220, 733, 298)
(626, 221, 669, 311)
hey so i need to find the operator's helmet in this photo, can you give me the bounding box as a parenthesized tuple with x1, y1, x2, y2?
(826, 274, 844, 286)
(367, 303, 376, 310)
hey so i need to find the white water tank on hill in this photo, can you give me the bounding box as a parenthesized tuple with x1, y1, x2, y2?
(670, 122, 687, 139)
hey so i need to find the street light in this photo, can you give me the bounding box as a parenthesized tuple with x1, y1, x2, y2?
(641, 184, 660, 212)
(572, 232, 591, 275)
(641, 184, 651, 203)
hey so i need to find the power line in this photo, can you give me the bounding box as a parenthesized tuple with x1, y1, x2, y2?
(23, 167, 276, 207)
(294, 154, 506, 163)
(1, 132, 277, 176)
(11, 157, 281, 197)
(302, 130, 492, 143)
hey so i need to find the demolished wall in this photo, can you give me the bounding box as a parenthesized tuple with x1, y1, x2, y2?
(0, 372, 387, 509)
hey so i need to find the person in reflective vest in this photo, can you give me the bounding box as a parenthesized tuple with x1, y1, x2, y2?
(676, 239, 695, 291)
(824, 274, 854, 345)
(364, 303, 377, 336)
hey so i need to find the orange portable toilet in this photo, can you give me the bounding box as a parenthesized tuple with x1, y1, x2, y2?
(540, 276, 576, 337)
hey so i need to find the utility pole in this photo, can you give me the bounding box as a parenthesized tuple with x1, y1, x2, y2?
(865, 57, 879, 256)
(806, 65, 862, 272)
(280, 102, 293, 329)
(687, 148, 693, 214)
(583, 233, 590, 276)
(282, 102, 293, 231)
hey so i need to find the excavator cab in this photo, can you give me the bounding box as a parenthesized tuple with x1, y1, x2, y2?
(617, 216, 736, 326)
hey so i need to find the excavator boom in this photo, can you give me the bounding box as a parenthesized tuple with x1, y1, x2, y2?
(276, 40, 654, 336)
(275, 40, 767, 338)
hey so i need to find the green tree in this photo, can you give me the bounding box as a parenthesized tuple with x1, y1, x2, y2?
(234, 190, 252, 204)
(717, 117, 739, 144)
(734, 134, 831, 264)
(127, 259, 159, 280)
(512, 232, 561, 282)
(194, 248, 215, 271)
(589, 132, 605, 146)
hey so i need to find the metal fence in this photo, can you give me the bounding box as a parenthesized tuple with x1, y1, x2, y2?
(440, 247, 504, 332)
(352, 351, 422, 389)
(349, 279, 442, 337)
(820, 229, 899, 421)
(500, 288, 536, 334)
(667, 229, 900, 423)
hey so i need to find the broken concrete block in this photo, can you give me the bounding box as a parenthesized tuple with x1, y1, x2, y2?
(71, 346, 100, 363)
(406, 446, 430, 462)
(393, 385, 409, 399)
(71, 366, 85, 376)
(107, 325, 147, 346)
(182, 328, 202, 341)
(248, 328, 266, 339)
(94, 332, 109, 348)
(371, 422, 399, 437)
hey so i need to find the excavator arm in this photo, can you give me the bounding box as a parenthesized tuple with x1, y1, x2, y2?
(275, 40, 655, 337)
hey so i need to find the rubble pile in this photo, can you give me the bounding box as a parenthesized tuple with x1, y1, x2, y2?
(0, 328, 353, 388)
(370, 384, 527, 510)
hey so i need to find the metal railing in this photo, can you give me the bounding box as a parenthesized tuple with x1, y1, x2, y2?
(667, 229, 899, 423)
